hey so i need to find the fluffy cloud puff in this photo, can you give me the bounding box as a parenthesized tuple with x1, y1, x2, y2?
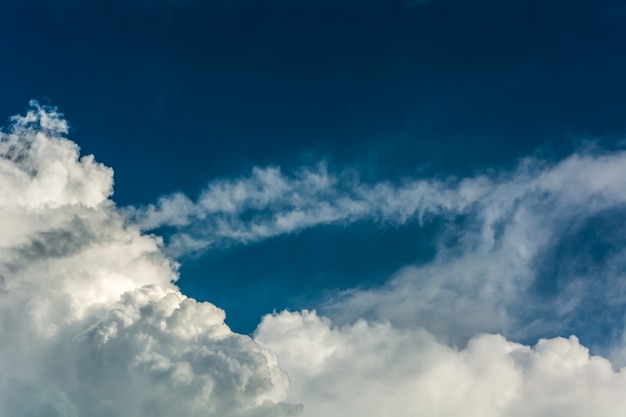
(256, 310, 626, 417)
(0, 102, 300, 417)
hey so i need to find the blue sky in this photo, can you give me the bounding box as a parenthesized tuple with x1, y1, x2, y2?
(3, 0, 626, 334)
(2, 1, 626, 416)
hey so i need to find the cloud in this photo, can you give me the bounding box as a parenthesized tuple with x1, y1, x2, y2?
(131, 141, 626, 348)
(4, 101, 626, 417)
(318, 152, 626, 347)
(256, 310, 626, 417)
(0, 102, 301, 417)
(128, 161, 479, 255)
(132, 149, 626, 257)
(130, 129, 626, 416)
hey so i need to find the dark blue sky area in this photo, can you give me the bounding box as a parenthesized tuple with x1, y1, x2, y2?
(2, 0, 625, 205)
(2, 0, 626, 333)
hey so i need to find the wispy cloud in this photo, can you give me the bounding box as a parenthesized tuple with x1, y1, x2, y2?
(131, 137, 626, 349)
(128, 161, 498, 255)
(317, 151, 626, 347)
(132, 147, 626, 275)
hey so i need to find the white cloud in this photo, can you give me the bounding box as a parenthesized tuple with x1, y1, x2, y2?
(131, 150, 626, 259)
(256, 310, 626, 417)
(320, 152, 626, 345)
(131, 128, 626, 416)
(132, 142, 626, 346)
(0, 102, 301, 417)
(4, 101, 626, 417)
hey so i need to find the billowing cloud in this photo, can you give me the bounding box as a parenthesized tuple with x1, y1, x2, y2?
(0, 102, 300, 417)
(256, 310, 626, 417)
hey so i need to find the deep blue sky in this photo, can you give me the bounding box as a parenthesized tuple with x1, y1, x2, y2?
(2, 0, 626, 335)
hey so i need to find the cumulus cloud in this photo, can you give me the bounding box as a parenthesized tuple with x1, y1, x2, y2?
(256, 310, 626, 417)
(0, 102, 300, 417)
(260, 310, 626, 417)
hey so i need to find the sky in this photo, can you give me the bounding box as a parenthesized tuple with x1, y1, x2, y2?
(1, 1, 626, 416)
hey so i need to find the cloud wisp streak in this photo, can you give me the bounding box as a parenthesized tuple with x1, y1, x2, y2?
(131, 149, 626, 258)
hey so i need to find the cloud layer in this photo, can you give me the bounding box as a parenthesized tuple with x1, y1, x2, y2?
(0, 102, 300, 417)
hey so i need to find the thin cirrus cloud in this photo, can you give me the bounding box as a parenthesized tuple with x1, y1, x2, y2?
(314, 150, 626, 347)
(131, 146, 626, 259)
(3, 102, 626, 417)
(131, 135, 626, 349)
(127, 162, 494, 256)
(130, 125, 626, 330)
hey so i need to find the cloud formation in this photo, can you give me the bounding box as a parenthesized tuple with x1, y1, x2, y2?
(133, 140, 626, 348)
(318, 151, 626, 347)
(129, 161, 487, 255)
(0, 102, 300, 417)
(132, 148, 626, 258)
(130, 117, 626, 416)
(3, 102, 626, 417)
(256, 310, 626, 417)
